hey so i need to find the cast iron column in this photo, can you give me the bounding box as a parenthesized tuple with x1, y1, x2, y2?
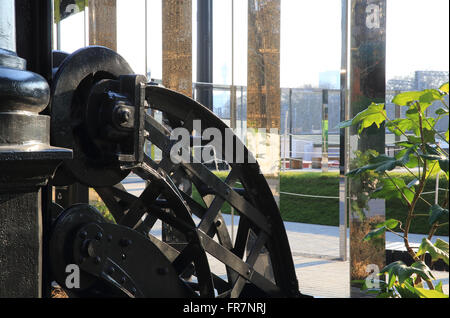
(0, 0, 72, 297)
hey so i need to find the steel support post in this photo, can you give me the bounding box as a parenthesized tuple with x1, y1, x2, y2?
(196, 0, 213, 110)
(322, 89, 329, 173)
(347, 0, 387, 297)
(0, 0, 72, 297)
(339, 0, 349, 263)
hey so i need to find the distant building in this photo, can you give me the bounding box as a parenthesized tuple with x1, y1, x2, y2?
(387, 77, 415, 91)
(415, 71, 449, 91)
(319, 71, 340, 89)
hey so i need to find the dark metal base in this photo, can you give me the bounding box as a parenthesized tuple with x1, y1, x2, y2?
(0, 190, 42, 297)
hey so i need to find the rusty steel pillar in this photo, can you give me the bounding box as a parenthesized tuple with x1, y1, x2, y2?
(0, 0, 72, 297)
(162, 0, 192, 98)
(246, 0, 281, 283)
(89, 0, 117, 51)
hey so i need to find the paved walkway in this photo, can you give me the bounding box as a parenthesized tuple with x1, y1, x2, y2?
(122, 176, 449, 298)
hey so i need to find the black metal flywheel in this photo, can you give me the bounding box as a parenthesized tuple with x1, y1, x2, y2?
(49, 46, 306, 298)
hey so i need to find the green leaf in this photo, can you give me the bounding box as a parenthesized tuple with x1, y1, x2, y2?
(372, 177, 415, 204)
(393, 91, 425, 106)
(439, 158, 449, 173)
(396, 147, 419, 169)
(363, 219, 400, 242)
(411, 261, 436, 281)
(386, 118, 414, 136)
(434, 239, 449, 254)
(336, 119, 353, 129)
(426, 159, 443, 178)
(416, 238, 449, 265)
(363, 227, 387, 242)
(436, 108, 449, 116)
(396, 285, 420, 298)
(419, 89, 443, 105)
(435, 281, 444, 293)
(404, 110, 436, 136)
(429, 204, 449, 225)
(352, 103, 387, 134)
(440, 82, 449, 94)
(381, 261, 435, 288)
(414, 288, 449, 298)
(423, 129, 437, 144)
(347, 151, 418, 177)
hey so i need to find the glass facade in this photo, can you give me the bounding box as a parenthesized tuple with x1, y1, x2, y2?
(53, 0, 449, 298)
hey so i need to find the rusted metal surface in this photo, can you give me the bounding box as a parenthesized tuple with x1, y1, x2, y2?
(89, 0, 117, 50)
(247, 0, 281, 131)
(162, 0, 192, 97)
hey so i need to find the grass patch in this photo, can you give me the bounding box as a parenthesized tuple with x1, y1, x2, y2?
(279, 171, 448, 236)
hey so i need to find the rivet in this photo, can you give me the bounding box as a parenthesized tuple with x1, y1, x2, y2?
(94, 256, 101, 264)
(121, 277, 127, 284)
(79, 231, 88, 239)
(96, 232, 103, 240)
(120, 238, 132, 247)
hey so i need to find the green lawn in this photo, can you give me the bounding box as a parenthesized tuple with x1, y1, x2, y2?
(279, 171, 448, 236)
(204, 171, 448, 236)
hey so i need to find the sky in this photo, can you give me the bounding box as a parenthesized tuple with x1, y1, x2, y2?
(58, 0, 449, 88)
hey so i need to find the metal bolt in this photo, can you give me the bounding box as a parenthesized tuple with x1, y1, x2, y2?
(215, 220, 222, 227)
(121, 253, 127, 260)
(79, 231, 88, 239)
(121, 276, 127, 284)
(94, 256, 101, 265)
(107, 267, 115, 275)
(95, 232, 103, 240)
(117, 108, 131, 124)
(130, 287, 137, 295)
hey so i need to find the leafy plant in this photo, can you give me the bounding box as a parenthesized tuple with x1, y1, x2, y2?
(341, 83, 449, 298)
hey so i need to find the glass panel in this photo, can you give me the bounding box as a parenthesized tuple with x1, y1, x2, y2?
(117, 0, 146, 75)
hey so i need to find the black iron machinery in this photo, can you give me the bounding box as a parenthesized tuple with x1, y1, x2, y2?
(48, 46, 307, 298)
